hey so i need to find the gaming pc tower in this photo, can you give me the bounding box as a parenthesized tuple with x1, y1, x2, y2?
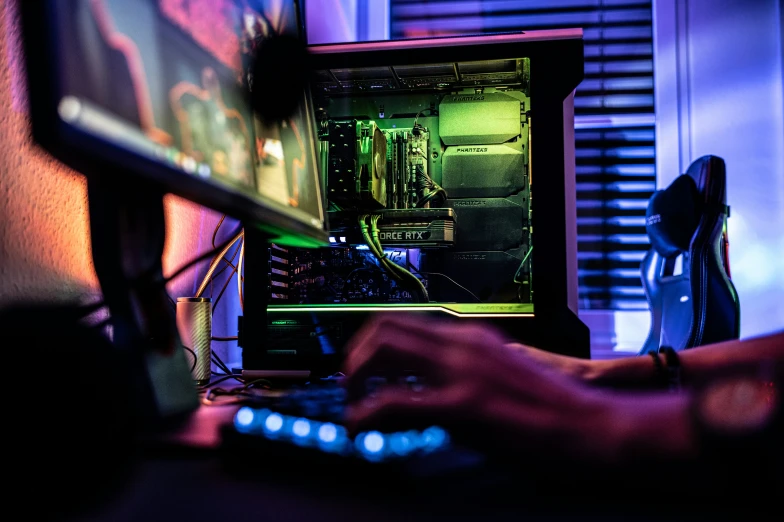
(241, 28, 590, 374)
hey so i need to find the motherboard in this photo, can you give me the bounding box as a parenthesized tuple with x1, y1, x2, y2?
(269, 58, 533, 306)
(270, 243, 426, 304)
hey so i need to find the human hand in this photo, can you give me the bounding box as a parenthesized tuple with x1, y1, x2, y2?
(341, 314, 621, 461)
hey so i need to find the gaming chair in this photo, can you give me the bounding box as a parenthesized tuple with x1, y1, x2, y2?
(639, 155, 740, 354)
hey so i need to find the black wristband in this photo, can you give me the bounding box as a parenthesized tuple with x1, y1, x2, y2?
(649, 351, 667, 389)
(660, 345, 682, 392)
(649, 346, 682, 392)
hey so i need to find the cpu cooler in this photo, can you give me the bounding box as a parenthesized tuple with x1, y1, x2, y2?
(327, 120, 387, 209)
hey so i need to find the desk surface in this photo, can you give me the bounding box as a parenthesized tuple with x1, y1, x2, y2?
(155, 398, 241, 449)
(59, 396, 770, 522)
(68, 452, 762, 522)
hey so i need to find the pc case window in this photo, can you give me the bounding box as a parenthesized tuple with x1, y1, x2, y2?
(258, 1, 535, 317)
(267, 54, 533, 314)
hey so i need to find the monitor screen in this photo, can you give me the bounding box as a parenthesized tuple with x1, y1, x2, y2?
(34, 0, 326, 246)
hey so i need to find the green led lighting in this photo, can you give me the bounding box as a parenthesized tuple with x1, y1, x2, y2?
(252, 222, 329, 248)
(267, 303, 534, 318)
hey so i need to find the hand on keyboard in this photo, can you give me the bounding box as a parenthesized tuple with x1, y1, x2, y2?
(341, 314, 616, 462)
(231, 314, 613, 467)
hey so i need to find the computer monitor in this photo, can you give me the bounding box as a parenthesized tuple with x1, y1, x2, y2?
(21, 0, 327, 248)
(19, 0, 325, 420)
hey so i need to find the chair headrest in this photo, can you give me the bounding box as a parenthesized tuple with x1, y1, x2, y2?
(645, 174, 702, 258)
(686, 154, 730, 214)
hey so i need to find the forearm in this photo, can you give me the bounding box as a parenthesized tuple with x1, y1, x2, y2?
(586, 356, 659, 388)
(678, 330, 784, 385)
(588, 330, 784, 389)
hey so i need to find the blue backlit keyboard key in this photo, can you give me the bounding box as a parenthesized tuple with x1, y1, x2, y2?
(232, 406, 451, 463)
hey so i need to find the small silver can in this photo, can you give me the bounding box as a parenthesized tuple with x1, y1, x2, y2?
(176, 297, 212, 385)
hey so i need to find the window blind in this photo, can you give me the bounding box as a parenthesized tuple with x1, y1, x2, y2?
(390, 0, 655, 310)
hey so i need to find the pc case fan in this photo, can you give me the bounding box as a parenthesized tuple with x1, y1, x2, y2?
(327, 120, 387, 209)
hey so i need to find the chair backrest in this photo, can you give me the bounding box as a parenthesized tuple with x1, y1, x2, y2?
(639, 155, 740, 354)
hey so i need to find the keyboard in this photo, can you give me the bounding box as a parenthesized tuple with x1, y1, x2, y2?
(219, 378, 490, 484)
(262, 379, 350, 423)
(225, 379, 451, 461)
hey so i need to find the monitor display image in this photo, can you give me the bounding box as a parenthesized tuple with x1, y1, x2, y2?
(41, 0, 326, 246)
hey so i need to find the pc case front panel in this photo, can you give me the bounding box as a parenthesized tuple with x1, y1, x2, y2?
(242, 31, 589, 371)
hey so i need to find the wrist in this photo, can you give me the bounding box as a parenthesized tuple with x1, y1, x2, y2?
(586, 356, 658, 388)
(581, 359, 610, 384)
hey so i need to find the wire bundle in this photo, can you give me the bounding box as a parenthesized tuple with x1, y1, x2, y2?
(358, 214, 429, 303)
(414, 164, 447, 208)
(188, 216, 246, 387)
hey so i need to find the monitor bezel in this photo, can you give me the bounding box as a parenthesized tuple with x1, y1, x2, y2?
(20, 0, 329, 248)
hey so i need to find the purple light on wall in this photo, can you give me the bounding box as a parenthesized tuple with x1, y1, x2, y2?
(304, 0, 389, 43)
(4, 0, 28, 114)
(304, 0, 356, 44)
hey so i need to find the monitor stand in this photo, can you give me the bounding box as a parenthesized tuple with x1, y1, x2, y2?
(87, 176, 200, 429)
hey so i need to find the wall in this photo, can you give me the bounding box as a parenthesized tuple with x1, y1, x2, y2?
(304, 0, 390, 44)
(653, 0, 784, 339)
(0, 0, 242, 366)
(1, 1, 95, 303)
